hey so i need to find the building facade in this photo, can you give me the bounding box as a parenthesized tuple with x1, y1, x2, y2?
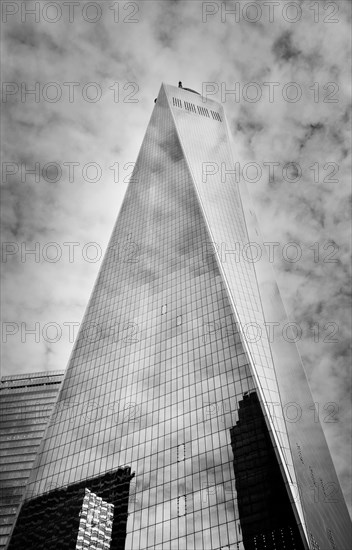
(8, 84, 351, 549)
(0, 370, 64, 548)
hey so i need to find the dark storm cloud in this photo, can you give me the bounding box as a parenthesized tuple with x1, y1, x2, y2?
(235, 114, 265, 148)
(272, 31, 301, 61)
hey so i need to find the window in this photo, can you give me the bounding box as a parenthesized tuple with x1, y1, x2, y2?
(172, 97, 182, 108)
(211, 110, 222, 121)
(177, 495, 186, 516)
(184, 101, 196, 113)
(177, 443, 185, 461)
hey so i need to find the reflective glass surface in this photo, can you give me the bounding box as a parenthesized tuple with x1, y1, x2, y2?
(166, 83, 351, 548)
(18, 84, 351, 550)
(0, 371, 64, 549)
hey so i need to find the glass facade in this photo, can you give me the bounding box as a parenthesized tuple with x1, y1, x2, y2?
(0, 371, 64, 548)
(230, 392, 304, 549)
(76, 489, 114, 550)
(8, 468, 132, 549)
(8, 84, 351, 549)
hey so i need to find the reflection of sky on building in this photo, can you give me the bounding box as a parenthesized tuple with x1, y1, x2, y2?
(169, 84, 299, 506)
(24, 83, 259, 549)
(168, 83, 351, 549)
(21, 84, 351, 549)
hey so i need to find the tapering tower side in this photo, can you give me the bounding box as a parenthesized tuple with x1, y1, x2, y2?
(8, 84, 351, 550)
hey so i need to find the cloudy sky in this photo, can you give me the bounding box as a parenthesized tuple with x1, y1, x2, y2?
(1, 0, 351, 512)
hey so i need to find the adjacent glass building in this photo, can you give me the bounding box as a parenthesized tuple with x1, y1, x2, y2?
(0, 370, 64, 548)
(8, 83, 351, 549)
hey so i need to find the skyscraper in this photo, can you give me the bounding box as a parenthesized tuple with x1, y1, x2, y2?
(8, 83, 351, 549)
(0, 370, 64, 549)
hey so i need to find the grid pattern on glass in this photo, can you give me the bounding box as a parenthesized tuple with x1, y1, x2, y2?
(230, 392, 304, 549)
(167, 84, 298, 516)
(0, 372, 64, 549)
(21, 85, 264, 550)
(165, 83, 351, 548)
(8, 467, 132, 550)
(15, 84, 351, 550)
(76, 489, 114, 550)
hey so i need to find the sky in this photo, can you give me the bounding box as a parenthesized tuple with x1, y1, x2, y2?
(1, 0, 351, 513)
